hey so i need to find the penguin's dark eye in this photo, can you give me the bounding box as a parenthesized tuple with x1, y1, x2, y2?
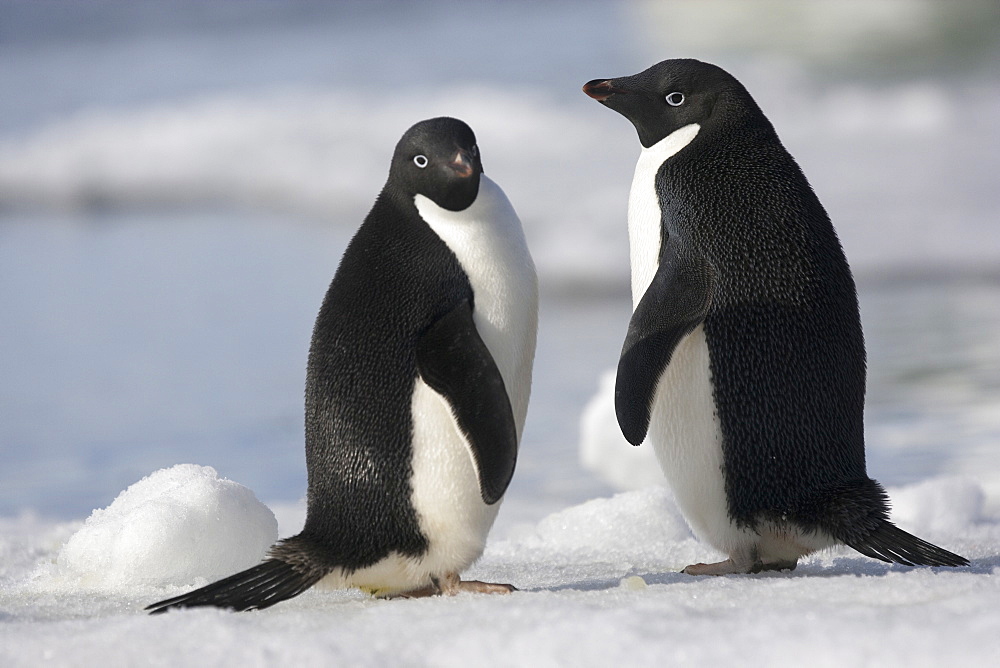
(665, 92, 685, 107)
(413, 155, 428, 168)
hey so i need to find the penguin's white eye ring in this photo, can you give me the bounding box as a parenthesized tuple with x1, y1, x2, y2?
(665, 92, 685, 107)
(471, 144, 479, 158)
(413, 155, 428, 168)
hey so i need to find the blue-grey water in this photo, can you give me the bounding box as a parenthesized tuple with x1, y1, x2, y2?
(2, 1, 999, 520)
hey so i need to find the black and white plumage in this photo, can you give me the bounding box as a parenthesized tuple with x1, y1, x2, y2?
(147, 117, 537, 612)
(583, 59, 967, 574)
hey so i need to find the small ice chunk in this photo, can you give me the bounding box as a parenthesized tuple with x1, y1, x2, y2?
(619, 575, 647, 590)
(56, 464, 277, 588)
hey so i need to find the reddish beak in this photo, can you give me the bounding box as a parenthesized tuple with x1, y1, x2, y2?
(449, 149, 474, 178)
(582, 79, 627, 102)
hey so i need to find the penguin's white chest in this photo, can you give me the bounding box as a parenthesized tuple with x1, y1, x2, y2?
(644, 326, 734, 550)
(627, 125, 744, 553)
(406, 175, 538, 574)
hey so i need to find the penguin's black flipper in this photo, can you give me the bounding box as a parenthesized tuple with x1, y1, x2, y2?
(844, 521, 969, 568)
(145, 558, 325, 614)
(416, 299, 518, 505)
(616, 242, 715, 445)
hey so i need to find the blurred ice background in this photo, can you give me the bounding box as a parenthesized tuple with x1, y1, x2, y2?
(1, 0, 998, 526)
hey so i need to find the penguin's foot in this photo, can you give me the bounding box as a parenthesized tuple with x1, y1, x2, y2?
(383, 573, 516, 599)
(682, 558, 798, 575)
(682, 559, 744, 576)
(435, 572, 516, 596)
(382, 584, 438, 599)
(760, 559, 797, 572)
(454, 580, 518, 595)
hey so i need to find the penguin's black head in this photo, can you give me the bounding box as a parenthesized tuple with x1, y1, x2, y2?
(583, 59, 760, 148)
(388, 117, 483, 212)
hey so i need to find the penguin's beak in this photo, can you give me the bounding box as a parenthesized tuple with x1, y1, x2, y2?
(582, 79, 627, 102)
(448, 149, 475, 178)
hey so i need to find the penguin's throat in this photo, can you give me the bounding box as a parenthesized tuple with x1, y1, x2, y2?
(627, 123, 700, 305)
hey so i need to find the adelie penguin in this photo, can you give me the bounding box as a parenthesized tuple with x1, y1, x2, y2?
(583, 59, 968, 575)
(147, 117, 538, 612)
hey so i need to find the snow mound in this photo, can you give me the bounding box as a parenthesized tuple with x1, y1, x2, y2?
(579, 370, 664, 490)
(54, 464, 277, 588)
(888, 476, 984, 535)
(492, 486, 696, 574)
(527, 487, 692, 558)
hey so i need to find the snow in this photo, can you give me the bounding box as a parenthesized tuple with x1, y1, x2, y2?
(52, 465, 277, 590)
(2, 476, 999, 666)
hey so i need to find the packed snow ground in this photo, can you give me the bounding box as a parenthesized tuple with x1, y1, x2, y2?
(2, 467, 999, 666)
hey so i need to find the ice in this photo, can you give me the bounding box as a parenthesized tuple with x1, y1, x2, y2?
(50, 465, 277, 589)
(2, 77, 998, 285)
(0, 87, 635, 286)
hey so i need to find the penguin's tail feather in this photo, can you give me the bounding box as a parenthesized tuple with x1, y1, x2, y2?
(800, 478, 968, 568)
(146, 535, 332, 614)
(145, 559, 325, 614)
(843, 520, 969, 568)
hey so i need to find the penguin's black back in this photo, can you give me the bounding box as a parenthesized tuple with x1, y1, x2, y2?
(302, 190, 472, 569)
(659, 107, 871, 532)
